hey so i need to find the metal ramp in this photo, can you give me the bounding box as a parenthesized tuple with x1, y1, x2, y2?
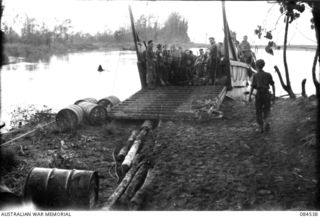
(108, 85, 227, 120)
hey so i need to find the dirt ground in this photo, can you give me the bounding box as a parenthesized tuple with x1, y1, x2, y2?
(0, 96, 318, 210)
(144, 97, 318, 210)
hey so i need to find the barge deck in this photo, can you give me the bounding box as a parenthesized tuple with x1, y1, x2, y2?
(108, 85, 227, 120)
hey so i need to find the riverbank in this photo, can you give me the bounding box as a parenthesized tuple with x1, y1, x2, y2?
(0, 96, 317, 210)
(143, 96, 317, 210)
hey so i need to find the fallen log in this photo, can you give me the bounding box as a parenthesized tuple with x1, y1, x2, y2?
(129, 169, 156, 210)
(140, 120, 153, 132)
(121, 138, 143, 174)
(118, 130, 139, 162)
(118, 162, 149, 207)
(101, 160, 145, 210)
(121, 120, 152, 173)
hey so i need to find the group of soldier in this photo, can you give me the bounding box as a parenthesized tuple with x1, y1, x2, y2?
(140, 34, 254, 89)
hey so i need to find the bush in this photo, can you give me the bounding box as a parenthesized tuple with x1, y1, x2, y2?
(9, 105, 53, 129)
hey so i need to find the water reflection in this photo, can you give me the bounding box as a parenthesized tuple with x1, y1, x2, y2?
(1, 50, 141, 129)
(25, 64, 38, 71)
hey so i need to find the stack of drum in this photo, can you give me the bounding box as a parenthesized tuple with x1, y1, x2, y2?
(56, 96, 120, 130)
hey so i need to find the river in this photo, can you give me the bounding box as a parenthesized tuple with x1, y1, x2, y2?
(0, 48, 318, 129)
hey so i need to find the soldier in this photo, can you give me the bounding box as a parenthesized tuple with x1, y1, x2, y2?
(155, 44, 165, 85)
(249, 59, 275, 133)
(194, 48, 206, 78)
(181, 50, 194, 84)
(208, 37, 219, 84)
(162, 44, 171, 85)
(239, 35, 252, 64)
(146, 40, 156, 89)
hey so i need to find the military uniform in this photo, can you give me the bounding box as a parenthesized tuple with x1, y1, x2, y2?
(155, 45, 165, 85)
(146, 43, 156, 89)
(251, 68, 275, 132)
(162, 49, 171, 84)
(239, 39, 252, 64)
(208, 42, 219, 84)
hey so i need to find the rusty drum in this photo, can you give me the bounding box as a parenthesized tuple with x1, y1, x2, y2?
(97, 96, 120, 112)
(23, 168, 99, 210)
(74, 98, 98, 105)
(77, 102, 107, 125)
(56, 105, 84, 130)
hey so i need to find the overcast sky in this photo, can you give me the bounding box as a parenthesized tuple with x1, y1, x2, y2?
(2, 0, 317, 45)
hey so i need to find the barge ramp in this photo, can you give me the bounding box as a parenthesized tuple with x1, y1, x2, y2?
(108, 85, 227, 120)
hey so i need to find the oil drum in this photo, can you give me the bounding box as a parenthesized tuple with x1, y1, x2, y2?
(76, 102, 107, 125)
(23, 168, 99, 210)
(56, 105, 84, 130)
(97, 96, 120, 112)
(74, 98, 98, 105)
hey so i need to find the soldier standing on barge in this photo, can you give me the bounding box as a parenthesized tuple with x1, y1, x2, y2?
(208, 37, 219, 85)
(146, 40, 156, 89)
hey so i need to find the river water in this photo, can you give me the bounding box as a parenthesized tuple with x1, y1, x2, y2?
(1, 48, 318, 129)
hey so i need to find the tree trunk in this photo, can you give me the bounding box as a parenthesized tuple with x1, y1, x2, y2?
(312, 2, 320, 70)
(118, 130, 139, 162)
(130, 169, 156, 210)
(301, 79, 307, 97)
(118, 163, 149, 208)
(283, 16, 296, 99)
(101, 160, 145, 210)
(312, 50, 319, 96)
(274, 65, 288, 91)
(311, 2, 320, 210)
(121, 128, 147, 173)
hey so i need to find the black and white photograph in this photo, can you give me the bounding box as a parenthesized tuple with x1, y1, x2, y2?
(0, 0, 319, 214)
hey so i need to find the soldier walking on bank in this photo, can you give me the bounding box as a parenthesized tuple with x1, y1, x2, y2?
(146, 40, 156, 89)
(249, 59, 275, 133)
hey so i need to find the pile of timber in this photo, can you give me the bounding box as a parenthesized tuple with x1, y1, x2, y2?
(102, 120, 155, 210)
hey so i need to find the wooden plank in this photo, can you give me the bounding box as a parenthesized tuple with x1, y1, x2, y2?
(109, 85, 226, 120)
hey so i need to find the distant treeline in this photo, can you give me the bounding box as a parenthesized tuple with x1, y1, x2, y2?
(2, 12, 190, 62)
(253, 44, 317, 51)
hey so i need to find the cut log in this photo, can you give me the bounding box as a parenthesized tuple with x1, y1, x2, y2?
(101, 160, 145, 210)
(129, 169, 156, 210)
(140, 120, 153, 131)
(121, 140, 142, 173)
(121, 128, 148, 173)
(118, 163, 149, 207)
(118, 130, 139, 162)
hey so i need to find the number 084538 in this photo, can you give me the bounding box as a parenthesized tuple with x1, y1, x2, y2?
(300, 212, 318, 216)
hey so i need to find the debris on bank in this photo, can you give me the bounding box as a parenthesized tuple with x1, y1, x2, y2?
(0, 96, 318, 210)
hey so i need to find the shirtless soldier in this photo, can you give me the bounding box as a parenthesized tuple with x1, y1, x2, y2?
(249, 59, 275, 133)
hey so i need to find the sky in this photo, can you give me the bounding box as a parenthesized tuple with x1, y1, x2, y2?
(1, 0, 317, 45)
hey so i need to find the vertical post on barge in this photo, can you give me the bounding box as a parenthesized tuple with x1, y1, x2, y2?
(129, 5, 146, 89)
(222, 1, 233, 90)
